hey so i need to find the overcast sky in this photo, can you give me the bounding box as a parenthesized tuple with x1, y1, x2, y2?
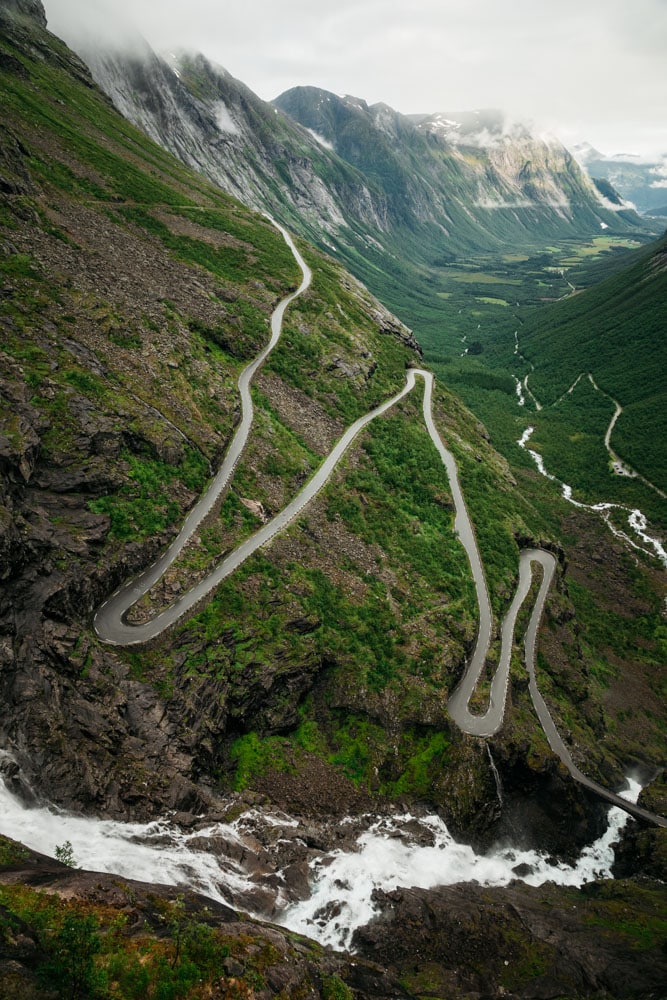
(44, 0, 666, 157)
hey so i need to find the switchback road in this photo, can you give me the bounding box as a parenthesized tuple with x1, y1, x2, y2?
(93, 221, 666, 828)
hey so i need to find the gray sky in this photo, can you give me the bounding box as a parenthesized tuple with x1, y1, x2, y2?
(44, 0, 667, 157)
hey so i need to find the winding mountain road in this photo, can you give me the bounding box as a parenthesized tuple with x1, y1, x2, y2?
(94, 221, 666, 828)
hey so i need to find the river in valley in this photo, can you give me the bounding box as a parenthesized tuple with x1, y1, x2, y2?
(517, 426, 667, 567)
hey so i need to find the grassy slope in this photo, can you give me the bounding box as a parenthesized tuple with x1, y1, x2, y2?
(519, 234, 667, 490)
(0, 10, 563, 826)
(0, 8, 664, 855)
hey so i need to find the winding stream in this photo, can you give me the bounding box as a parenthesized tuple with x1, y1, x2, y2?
(512, 332, 666, 558)
(518, 426, 667, 568)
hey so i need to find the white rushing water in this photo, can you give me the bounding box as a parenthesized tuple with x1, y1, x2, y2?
(517, 426, 667, 567)
(0, 767, 640, 953)
(0, 774, 248, 906)
(279, 780, 640, 950)
(513, 376, 526, 406)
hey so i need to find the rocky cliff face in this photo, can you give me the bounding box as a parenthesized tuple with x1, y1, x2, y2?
(67, 43, 389, 242)
(0, 0, 46, 26)
(274, 87, 638, 240)
(354, 879, 667, 999)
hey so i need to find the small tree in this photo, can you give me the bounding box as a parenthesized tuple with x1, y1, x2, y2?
(54, 840, 78, 868)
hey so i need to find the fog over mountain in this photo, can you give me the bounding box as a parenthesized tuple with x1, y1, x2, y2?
(43, 0, 667, 158)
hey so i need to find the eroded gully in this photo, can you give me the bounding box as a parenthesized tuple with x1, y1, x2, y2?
(94, 220, 665, 828)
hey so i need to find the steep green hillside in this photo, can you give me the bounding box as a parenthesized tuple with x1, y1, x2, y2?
(0, 0, 570, 838)
(519, 234, 667, 490)
(0, 0, 664, 844)
(0, 3, 665, 994)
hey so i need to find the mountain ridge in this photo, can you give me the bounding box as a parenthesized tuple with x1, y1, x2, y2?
(48, 21, 650, 263)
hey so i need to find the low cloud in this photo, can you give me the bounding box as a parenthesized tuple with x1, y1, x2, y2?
(45, 0, 149, 54)
(306, 128, 333, 150)
(43, 0, 667, 158)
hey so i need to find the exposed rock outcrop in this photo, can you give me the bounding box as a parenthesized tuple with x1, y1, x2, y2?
(0, 0, 47, 28)
(0, 838, 409, 1000)
(354, 880, 667, 999)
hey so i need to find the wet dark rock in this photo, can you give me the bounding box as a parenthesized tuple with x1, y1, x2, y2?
(354, 880, 667, 999)
(487, 739, 608, 858)
(223, 956, 245, 977)
(280, 859, 311, 899)
(613, 777, 667, 881)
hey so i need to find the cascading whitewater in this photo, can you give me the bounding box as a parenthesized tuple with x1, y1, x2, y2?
(517, 426, 667, 566)
(0, 766, 641, 953)
(279, 780, 641, 951)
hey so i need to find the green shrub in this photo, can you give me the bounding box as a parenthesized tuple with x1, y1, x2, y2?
(38, 911, 102, 1000)
(322, 973, 354, 1000)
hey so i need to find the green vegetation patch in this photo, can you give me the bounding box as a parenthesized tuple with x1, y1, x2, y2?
(475, 296, 509, 306)
(0, 881, 292, 1000)
(0, 836, 29, 867)
(89, 448, 209, 540)
(327, 405, 475, 607)
(580, 881, 667, 951)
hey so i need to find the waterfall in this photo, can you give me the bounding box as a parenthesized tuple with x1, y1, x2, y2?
(0, 765, 641, 954)
(486, 744, 504, 808)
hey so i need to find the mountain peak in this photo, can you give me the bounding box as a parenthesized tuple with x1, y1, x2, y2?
(342, 93, 370, 112)
(407, 108, 540, 147)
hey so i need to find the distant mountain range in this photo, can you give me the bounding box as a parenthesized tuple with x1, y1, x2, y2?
(63, 37, 651, 290)
(573, 143, 667, 217)
(27, 4, 667, 553)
